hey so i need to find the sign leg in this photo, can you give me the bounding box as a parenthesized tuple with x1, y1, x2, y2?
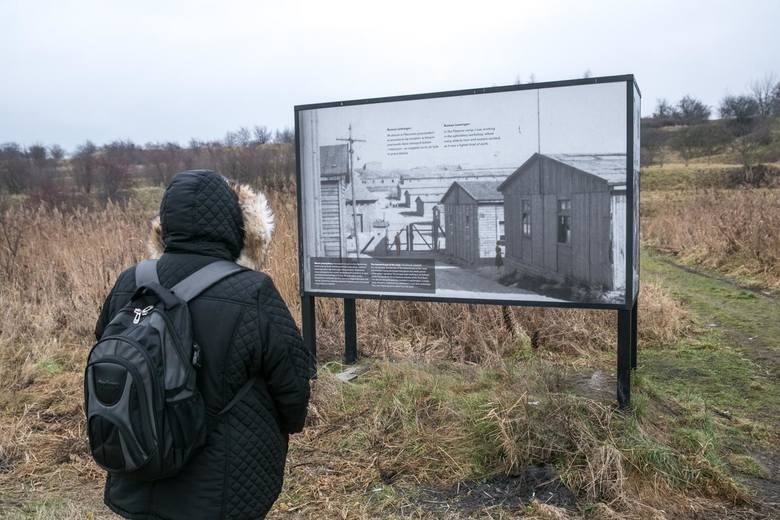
(302, 294, 317, 362)
(344, 298, 358, 364)
(617, 308, 632, 409)
(631, 299, 638, 370)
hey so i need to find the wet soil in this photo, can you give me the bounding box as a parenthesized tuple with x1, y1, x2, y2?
(416, 464, 576, 515)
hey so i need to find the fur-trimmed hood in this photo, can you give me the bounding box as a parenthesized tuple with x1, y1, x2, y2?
(147, 170, 274, 270)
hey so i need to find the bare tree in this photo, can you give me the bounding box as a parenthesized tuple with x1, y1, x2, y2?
(676, 95, 711, 124)
(750, 72, 777, 119)
(99, 140, 136, 199)
(49, 144, 65, 162)
(24, 143, 52, 194)
(670, 123, 731, 165)
(225, 127, 252, 147)
(732, 129, 770, 185)
(771, 81, 780, 117)
(28, 144, 47, 171)
(0, 143, 30, 193)
(145, 142, 182, 185)
(274, 128, 294, 144)
(184, 139, 203, 170)
(0, 198, 23, 280)
(696, 123, 732, 161)
(651, 99, 679, 126)
(73, 141, 98, 193)
(720, 95, 759, 136)
(720, 95, 770, 179)
(671, 128, 695, 166)
(253, 125, 272, 145)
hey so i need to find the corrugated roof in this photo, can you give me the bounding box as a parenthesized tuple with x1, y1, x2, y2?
(441, 180, 504, 204)
(545, 153, 626, 186)
(414, 195, 444, 203)
(345, 175, 378, 203)
(320, 144, 348, 177)
(456, 181, 504, 202)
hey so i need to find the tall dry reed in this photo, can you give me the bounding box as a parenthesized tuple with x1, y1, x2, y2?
(642, 188, 780, 290)
(0, 189, 689, 389)
(0, 190, 699, 518)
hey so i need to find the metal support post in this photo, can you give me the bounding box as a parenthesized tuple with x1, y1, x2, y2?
(631, 299, 638, 370)
(617, 308, 632, 409)
(344, 298, 358, 364)
(301, 294, 317, 361)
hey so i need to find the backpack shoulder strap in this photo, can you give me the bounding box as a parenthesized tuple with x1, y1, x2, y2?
(171, 260, 245, 302)
(135, 259, 160, 287)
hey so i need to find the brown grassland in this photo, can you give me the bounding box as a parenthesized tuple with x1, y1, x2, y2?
(642, 176, 780, 292)
(0, 165, 778, 519)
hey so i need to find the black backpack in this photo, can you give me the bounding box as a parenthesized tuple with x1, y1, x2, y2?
(85, 259, 244, 480)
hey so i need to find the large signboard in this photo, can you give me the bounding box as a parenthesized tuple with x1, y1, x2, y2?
(296, 76, 640, 308)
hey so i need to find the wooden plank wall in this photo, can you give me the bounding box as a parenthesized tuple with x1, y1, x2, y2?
(477, 205, 503, 258)
(320, 180, 343, 257)
(612, 193, 627, 291)
(443, 186, 478, 264)
(530, 194, 543, 266)
(572, 192, 590, 283)
(501, 155, 616, 288)
(542, 194, 557, 272)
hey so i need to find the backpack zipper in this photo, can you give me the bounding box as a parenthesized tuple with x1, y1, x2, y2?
(132, 305, 154, 324)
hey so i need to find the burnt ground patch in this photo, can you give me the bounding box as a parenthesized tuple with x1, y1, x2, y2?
(415, 464, 576, 515)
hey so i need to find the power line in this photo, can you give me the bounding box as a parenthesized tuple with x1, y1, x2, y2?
(336, 124, 366, 258)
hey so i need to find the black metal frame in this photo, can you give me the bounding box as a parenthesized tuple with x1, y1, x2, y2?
(294, 75, 641, 408)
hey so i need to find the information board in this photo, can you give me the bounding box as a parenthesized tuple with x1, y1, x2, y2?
(296, 76, 640, 308)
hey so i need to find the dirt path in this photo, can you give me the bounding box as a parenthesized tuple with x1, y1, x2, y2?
(642, 251, 780, 509)
(643, 252, 780, 383)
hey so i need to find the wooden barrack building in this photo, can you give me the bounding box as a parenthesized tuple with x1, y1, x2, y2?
(440, 181, 505, 265)
(497, 153, 626, 291)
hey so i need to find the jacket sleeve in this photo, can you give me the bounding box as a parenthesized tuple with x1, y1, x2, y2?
(255, 276, 315, 434)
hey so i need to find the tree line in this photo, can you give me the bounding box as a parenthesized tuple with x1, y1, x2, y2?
(0, 126, 296, 203)
(642, 73, 780, 182)
(3, 74, 779, 203)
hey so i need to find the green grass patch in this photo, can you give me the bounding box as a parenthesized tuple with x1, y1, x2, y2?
(130, 185, 164, 214)
(636, 249, 780, 502)
(728, 454, 769, 478)
(36, 357, 66, 376)
(303, 357, 751, 510)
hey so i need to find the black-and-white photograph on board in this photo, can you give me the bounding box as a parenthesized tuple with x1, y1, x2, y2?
(296, 76, 640, 307)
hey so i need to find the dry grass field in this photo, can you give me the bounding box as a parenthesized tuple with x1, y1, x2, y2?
(0, 182, 778, 519)
(641, 161, 780, 292)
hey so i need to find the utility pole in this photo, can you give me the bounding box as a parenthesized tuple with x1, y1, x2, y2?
(536, 89, 541, 154)
(337, 124, 366, 258)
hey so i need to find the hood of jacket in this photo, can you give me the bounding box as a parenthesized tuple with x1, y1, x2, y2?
(147, 170, 274, 270)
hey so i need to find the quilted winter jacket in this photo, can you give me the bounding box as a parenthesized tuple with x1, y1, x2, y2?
(94, 170, 315, 520)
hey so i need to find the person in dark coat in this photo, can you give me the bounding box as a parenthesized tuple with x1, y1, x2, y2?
(94, 170, 315, 520)
(495, 243, 504, 271)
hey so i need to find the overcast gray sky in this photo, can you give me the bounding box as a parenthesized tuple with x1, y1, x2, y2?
(1, 0, 778, 152)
